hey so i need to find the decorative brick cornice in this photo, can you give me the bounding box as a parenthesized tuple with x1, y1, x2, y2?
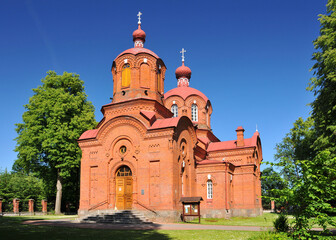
(98, 117, 147, 146)
(208, 149, 254, 158)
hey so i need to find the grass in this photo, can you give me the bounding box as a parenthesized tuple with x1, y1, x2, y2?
(0, 216, 267, 240)
(184, 213, 336, 229)
(184, 212, 278, 227)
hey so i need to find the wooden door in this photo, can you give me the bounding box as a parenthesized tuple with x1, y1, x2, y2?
(115, 166, 133, 210)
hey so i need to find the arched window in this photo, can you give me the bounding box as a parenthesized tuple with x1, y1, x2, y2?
(121, 64, 131, 88)
(191, 104, 198, 121)
(171, 104, 178, 117)
(116, 165, 132, 177)
(157, 69, 162, 93)
(207, 180, 213, 199)
(140, 63, 150, 88)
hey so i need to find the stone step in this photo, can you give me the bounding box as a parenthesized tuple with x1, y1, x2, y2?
(81, 210, 152, 224)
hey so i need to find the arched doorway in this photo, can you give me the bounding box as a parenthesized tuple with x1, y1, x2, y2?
(115, 165, 133, 210)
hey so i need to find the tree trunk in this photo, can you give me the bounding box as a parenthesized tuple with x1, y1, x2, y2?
(55, 171, 63, 214)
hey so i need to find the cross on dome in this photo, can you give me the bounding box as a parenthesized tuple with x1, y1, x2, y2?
(133, 11, 146, 47)
(180, 48, 186, 63)
(176, 48, 191, 87)
(137, 11, 142, 25)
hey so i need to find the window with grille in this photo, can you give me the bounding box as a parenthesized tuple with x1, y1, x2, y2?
(207, 180, 213, 199)
(171, 104, 178, 117)
(116, 166, 132, 177)
(191, 104, 198, 121)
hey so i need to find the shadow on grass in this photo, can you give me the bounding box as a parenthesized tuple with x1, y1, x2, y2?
(0, 216, 172, 240)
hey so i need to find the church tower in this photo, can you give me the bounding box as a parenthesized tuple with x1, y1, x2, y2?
(111, 12, 166, 104)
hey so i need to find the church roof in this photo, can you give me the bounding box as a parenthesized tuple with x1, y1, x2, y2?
(149, 117, 180, 130)
(207, 131, 260, 151)
(164, 86, 209, 102)
(116, 47, 159, 59)
(78, 129, 99, 140)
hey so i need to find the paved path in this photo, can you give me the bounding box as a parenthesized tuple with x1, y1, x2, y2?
(23, 219, 272, 231)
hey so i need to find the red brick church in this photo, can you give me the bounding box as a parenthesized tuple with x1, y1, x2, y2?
(77, 13, 263, 222)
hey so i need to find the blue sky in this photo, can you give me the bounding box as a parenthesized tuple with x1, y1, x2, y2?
(0, 0, 327, 171)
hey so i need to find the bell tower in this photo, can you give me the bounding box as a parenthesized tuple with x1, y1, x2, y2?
(111, 12, 166, 104)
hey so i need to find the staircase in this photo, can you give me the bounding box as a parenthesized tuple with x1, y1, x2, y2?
(81, 210, 152, 224)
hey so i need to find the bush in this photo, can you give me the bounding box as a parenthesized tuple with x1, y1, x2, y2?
(274, 214, 289, 232)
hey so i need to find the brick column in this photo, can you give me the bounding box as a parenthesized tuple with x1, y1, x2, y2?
(0, 198, 3, 214)
(42, 199, 47, 214)
(13, 198, 20, 214)
(271, 200, 275, 212)
(28, 199, 34, 214)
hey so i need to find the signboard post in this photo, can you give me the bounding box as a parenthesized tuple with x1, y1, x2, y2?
(180, 197, 203, 223)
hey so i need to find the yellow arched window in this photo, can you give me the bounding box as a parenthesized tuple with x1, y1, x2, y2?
(122, 64, 131, 88)
(140, 63, 150, 88)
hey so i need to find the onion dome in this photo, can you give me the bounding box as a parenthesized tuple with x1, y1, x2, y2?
(133, 25, 146, 47)
(175, 62, 192, 80)
(133, 11, 146, 48)
(176, 48, 191, 87)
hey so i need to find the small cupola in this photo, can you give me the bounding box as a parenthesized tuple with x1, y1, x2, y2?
(175, 48, 192, 87)
(132, 11, 146, 48)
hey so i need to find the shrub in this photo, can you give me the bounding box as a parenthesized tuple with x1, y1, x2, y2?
(274, 214, 289, 232)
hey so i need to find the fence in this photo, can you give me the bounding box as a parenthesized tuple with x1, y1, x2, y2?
(0, 198, 48, 215)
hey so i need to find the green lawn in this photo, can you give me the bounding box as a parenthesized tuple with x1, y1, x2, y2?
(0, 216, 267, 240)
(185, 213, 336, 229)
(184, 212, 278, 227)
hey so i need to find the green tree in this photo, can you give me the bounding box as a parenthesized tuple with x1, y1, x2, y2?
(0, 170, 45, 212)
(273, 118, 336, 238)
(309, 0, 336, 155)
(261, 167, 285, 210)
(14, 71, 96, 214)
(274, 117, 315, 187)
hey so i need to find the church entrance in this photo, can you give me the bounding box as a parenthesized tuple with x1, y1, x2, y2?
(115, 166, 133, 210)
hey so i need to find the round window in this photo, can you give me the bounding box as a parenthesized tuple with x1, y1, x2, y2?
(119, 146, 127, 155)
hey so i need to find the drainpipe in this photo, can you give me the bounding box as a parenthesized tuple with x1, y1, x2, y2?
(225, 162, 228, 210)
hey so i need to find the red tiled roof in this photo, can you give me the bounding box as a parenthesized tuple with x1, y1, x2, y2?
(140, 110, 156, 121)
(78, 129, 98, 140)
(116, 47, 159, 59)
(149, 117, 180, 130)
(164, 86, 209, 102)
(198, 137, 210, 145)
(207, 132, 259, 151)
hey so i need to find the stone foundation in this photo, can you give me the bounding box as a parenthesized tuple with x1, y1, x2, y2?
(231, 208, 263, 217)
(200, 208, 232, 219)
(78, 207, 263, 222)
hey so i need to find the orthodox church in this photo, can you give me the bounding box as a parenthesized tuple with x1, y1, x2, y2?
(77, 13, 263, 222)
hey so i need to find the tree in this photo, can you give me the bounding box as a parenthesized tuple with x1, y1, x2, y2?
(274, 117, 315, 188)
(273, 118, 336, 238)
(261, 167, 285, 210)
(309, 0, 336, 156)
(0, 170, 45, 212)
(14, 71, 96, 214)
(268, 1, 336, 237)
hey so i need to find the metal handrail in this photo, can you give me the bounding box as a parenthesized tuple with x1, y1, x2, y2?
(88, 200, 108, 211)
(134, 200, 157, 214)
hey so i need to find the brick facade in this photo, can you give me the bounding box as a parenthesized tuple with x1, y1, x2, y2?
(78, 20, 262, 221)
